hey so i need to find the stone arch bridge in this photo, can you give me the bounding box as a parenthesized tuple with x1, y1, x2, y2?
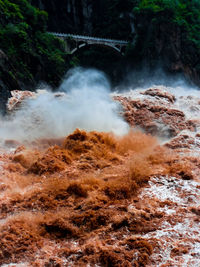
(49, 32, 129, 55)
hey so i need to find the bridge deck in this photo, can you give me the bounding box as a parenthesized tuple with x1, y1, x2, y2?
(49, 32, 128, 45)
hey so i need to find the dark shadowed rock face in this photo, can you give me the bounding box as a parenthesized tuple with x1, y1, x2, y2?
(132, 9, 200, 87)
(0, 50, 21, 114)
(31, 0, 96, 34)
(30, 0, 133, 38)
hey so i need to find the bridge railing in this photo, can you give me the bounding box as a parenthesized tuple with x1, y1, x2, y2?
(48, 32, 128, 45)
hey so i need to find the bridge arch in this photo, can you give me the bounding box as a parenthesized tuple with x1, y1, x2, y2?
(48, 32, 128, 55)
(71, 43, 87, 54)
(70, 42, 123, 54)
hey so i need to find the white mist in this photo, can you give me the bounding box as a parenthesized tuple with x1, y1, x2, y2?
(0, 68, 129, 142)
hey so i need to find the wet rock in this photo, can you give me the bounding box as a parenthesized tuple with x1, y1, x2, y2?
(7, 90, 35, 112)
(178, 170, 193, 180)
(115, 95, 193, 138)
(142, 88, 176, 103)
(190, 207, 200, 216)
(165, 134, 200, 150)
(0, 50, 21, 114)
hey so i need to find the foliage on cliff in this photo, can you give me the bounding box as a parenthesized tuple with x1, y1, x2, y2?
(127, 0, 200, 80)
(0, 0, 68, 88)
(1, 0, 200, 89)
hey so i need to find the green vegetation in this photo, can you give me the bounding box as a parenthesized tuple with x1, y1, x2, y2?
(1, 0, 200, 88)
(137, 0, 200, 45)
(128, 0, 200, 70)
(0, 0, 70, 87)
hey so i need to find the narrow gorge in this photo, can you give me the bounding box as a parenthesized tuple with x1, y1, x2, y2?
(0, 1, 200, 266)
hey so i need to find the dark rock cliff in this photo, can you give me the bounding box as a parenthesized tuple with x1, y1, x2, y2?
(31, 0, 200, 88)
(30, 0, 134, 85)
(30, 0, 133, 38)
(131, 9, 200, 86)
(0, 50, 22, 113)
(31, 0, 96, 34)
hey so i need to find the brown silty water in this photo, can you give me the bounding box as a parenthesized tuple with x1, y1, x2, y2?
(0, 83, 200, 266)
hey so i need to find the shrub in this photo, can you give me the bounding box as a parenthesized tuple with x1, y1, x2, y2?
(0, 0, 68, 87)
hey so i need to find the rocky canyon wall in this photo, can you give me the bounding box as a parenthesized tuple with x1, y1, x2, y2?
(31, 0, 99, 34)
(30, 0, 133, 38)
